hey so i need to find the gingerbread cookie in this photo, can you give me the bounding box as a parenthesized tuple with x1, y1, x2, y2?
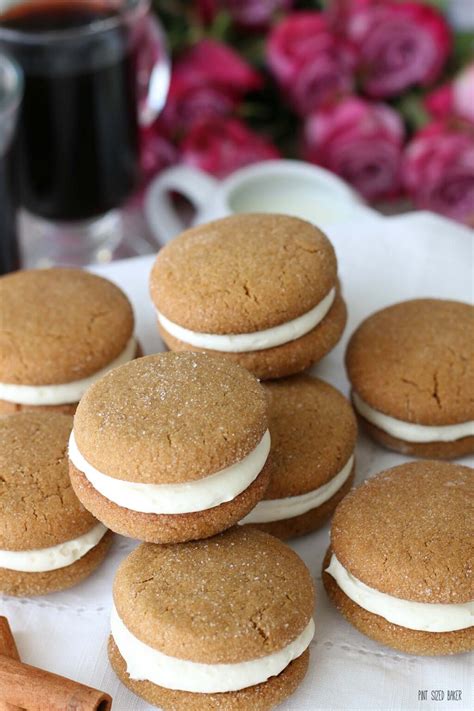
(69, 353, 271, 543)
(109, 527, 314, 710)
(150, 214, 347, 380)
(323, 460, 474, 656)
(0, 267, 139, 415)
(0, 412, 111, 596)
(241, 376, 357, 539)
(345, 299, 474, 459)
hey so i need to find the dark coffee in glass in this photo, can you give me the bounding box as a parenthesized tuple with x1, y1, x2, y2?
(0, 54, 22, 275)
(0, 0, 168, 266)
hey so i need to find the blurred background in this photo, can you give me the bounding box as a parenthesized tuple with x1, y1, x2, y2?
(143, 0, 474, 224)
(0, 0, 472, 274)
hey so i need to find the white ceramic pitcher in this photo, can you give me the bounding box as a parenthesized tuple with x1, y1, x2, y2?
(145, 159, 378, 244)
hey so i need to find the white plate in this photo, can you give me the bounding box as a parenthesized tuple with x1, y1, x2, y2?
(2, 211, 473, 711)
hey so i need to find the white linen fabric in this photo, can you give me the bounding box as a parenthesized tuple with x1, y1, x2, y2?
(2, 211, 472, 711)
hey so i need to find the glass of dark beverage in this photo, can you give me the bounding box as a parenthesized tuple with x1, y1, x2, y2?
(0, 0, 168, 266)
(0, 52, 22, 275)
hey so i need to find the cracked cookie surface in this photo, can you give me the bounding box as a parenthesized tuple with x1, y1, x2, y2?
(330, 460, 473, 603)
(113, 527, 314, 663)
(0, 412, 97, 550)
(150, 213, 337, 333)
(0, 411, 111, 596)
(0, 267, 134, 385)
(345, 299, 474, 425)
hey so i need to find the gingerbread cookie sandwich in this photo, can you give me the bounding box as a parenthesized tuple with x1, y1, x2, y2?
(346, 299, 474, 459)
(69, 352, 271, 543)
(323, 460, 474, 656)
(0, 268, 139, 415)
(241, 375, 357, 539)
(150, 213, 347, 380)
(0, 412, 111, 596)
(109, 527, 315, 710)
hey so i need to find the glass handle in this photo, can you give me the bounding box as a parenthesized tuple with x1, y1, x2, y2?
(136, 14, 170, 127)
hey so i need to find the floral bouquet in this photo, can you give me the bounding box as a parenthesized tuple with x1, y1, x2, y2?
(146, 0, 474, 226)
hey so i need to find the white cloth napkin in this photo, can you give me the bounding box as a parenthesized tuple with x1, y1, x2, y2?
(1, 211, 473, 711)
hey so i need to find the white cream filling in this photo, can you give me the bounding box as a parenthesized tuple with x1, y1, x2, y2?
(326, 554, 474, 632)
(157, 287, 336, 353)
(353, 391, 474, 443)
(0, 522, 107, 573)
(0, 336, 137, 406)
(241, 454, 354, 525)
(111, 605, 314, 693)
(69, 429, 270, 515)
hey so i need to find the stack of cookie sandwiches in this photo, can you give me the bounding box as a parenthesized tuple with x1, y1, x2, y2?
(148, 213, 357, 541)
(67, 349, 316, 707)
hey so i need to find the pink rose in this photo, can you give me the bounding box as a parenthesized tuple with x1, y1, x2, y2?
(266, 12, 356, 116)
(304, 96, 405, 200)
(427, 63, 474, 125)
(180, 117, 280, 178)
(224, 0, 294, 29)
(402, 121, 474, 225)
(161, 40, 262, 134)
(344, 1, 452, 98)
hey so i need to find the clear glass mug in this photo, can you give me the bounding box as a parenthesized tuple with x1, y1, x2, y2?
(0, 0, 169, 266)
(0, 52, 22, 274)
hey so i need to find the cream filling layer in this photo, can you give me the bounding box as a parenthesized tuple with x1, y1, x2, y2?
(0, 522, 107, 573)
(111, 605, 314, 693)
(353, 392, 474, 443)
(157, 287, 336, 353)
(326, 554, 474, 632)
(0, 336, 137, 406)
(241, 454, 354, 525)
(69, 429, 271, 515)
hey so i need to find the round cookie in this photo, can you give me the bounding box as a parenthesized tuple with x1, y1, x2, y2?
(0, 412, 111, 596)
(69, 352, 271, 543)
(241, 375, 357, 539)
(345, 299, 474, 458)
(109, 527, 315, 710)
(323, 461, 474, 656)
(0, 267, 140, 414)
(150, 214, 347, 380)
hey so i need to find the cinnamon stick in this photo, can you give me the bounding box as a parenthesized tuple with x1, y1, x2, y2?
(0, 618, 19, 661)
(0, 654, 112, 711)
(0, 617, 22, 711)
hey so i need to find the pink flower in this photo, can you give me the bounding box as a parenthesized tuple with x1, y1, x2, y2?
(344, 1, 452, 98)
(402, 121, 474, 225)
(304, 96, 405, 200)
(266, 12, 356, 116)
(180, 117, 280, 178)
(224, 0, 294, 29)
(427, 63, 474, 125)
(161, 40, 262, 134)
